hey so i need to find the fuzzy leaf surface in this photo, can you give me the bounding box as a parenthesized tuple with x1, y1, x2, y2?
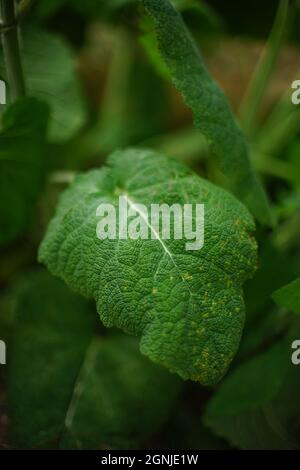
(140, 0, 272, 225)
(39, 149, 257, 385)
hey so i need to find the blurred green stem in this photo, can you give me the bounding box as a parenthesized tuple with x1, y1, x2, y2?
(239, 0, 289, 136)
(253, 152, 293, 181)
(50, 171, 76, 185)
(0, 0, 26, 100)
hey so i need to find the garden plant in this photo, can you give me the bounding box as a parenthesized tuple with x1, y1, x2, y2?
(0, 0, 300, 451)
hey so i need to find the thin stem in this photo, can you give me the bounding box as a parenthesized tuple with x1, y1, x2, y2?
(0, 0, 26, 100)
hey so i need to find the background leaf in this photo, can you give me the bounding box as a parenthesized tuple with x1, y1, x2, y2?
(139, 0, 272, 225)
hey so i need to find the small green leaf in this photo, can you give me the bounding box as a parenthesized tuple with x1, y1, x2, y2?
(139, 0, 272, 226)
(272, 277, 300, 315)
(0, 98, 49, 246)
(39, 148, 257, 385)
(0, 27, 87, 141)
(7, 271, 180, 449)
(204, 337, 300, 449)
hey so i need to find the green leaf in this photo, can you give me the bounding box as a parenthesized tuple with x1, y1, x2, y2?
(139, 0, 272, 226)
(272, 278, 300, 315)
(7, 271, 180, 449)
(0, 98, 49, 246)
(204, 337, 300, 449)
(39, 148, 257, 385)
(0, 27, 87, 141)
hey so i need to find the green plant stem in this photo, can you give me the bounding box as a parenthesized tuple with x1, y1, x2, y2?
(0, 0, 26, 100)
(239, 0, 289, 136)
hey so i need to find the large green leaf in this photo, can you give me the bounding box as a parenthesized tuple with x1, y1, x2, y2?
(139, 0, 272, 225)
(7, 271, 180, 449)
(39, 149, 257, 385)
(272, 277, 300, 315)
(204, 336, 300, 449)
(0, 27, 87, 141)
(0, 98, 49, 246)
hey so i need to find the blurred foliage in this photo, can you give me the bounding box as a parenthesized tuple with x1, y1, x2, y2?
(6, 271, 181, 449)
(0, 0, 300, 451)
(0, 99, 49, 246)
